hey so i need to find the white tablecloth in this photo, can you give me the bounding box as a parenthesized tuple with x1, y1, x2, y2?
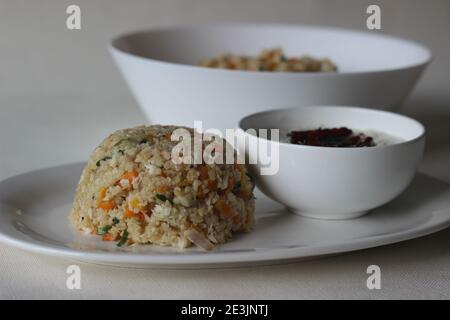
(0, 0, 449, 299)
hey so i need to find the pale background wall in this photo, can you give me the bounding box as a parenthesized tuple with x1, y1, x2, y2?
(1, 0, 449, 97)
(0, 0, 449, 179)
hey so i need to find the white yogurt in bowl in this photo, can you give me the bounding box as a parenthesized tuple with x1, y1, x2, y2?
(237, 106, 425, 220)
(362, 129, 404, 146)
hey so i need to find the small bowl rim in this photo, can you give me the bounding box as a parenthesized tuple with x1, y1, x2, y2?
(110, 23, 433, 76)
(238, 105, 426, 151)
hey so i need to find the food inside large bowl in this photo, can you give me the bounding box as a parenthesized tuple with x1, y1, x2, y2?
(199, 48, 337, 72)
(70, 125, 255, 250)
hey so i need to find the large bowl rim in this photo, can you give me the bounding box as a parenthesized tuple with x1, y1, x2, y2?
(237, 105, 426, 151)
(110, 23, 433, 76)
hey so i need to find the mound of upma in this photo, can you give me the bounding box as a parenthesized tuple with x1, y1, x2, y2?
(70, 125, 255, 250)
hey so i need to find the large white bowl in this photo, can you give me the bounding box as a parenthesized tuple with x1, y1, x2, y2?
(237, 106, 425, 219)
(110, 24, 431, 130)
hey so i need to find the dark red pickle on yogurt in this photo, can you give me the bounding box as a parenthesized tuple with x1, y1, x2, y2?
(288, 127, 376, 148)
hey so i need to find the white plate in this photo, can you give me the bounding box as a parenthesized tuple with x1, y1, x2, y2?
(0, 163, 449, 269)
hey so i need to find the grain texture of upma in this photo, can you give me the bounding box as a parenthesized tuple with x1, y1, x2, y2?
(70, 125, 255, 250)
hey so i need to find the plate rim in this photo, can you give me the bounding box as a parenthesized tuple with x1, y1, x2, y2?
(0, 163, 449, 267)
(0, 209, 448, 266)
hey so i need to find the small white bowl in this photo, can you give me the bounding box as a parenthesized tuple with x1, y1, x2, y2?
(237, 106, 425, 219)
(110, 24, 431, 131)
